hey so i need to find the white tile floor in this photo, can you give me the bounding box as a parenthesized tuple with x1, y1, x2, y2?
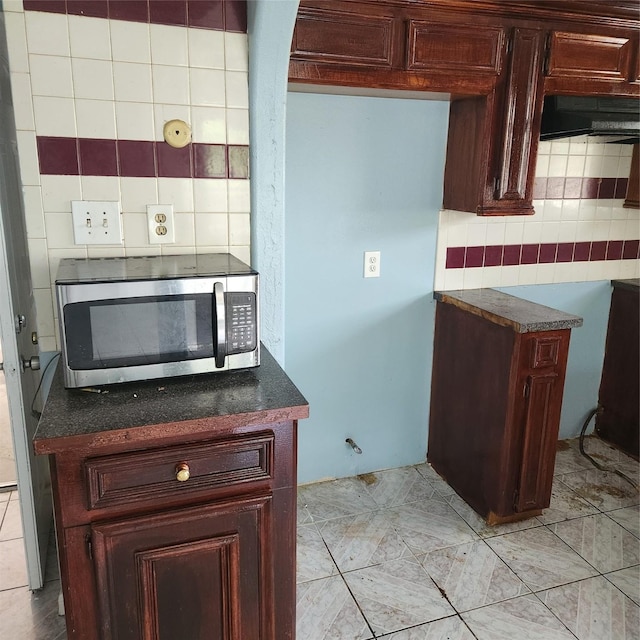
(296, 436, 640, 640)
(0, 435, 638, 639)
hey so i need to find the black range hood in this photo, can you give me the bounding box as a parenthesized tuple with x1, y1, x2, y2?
(541, 95, 640, 143)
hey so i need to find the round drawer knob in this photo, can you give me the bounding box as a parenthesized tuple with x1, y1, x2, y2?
(175, 462, 190, 482)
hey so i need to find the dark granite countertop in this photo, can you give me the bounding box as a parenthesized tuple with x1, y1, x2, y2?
(612, 278, 639, 293)
(34, 346, 308, 454)
(434, 289, 583, 333)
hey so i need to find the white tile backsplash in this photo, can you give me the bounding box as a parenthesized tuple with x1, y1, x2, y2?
(173, 212, 196, 246)
(10, 9, 251, 349)
(226, 108, 249, 145)
(27, 238, 50, 289)
(190, 68, 225, 107)
(40, 175, 82, 212)
(10, 72, 34, 130)
(120, 177, 159, 212)
(122, 212, 148, 247)
(68, 15, 111, 60)
(150, 24, 188, 67)
(225, 70, 248, 109)
(80, 176, 120, 201)
(194, 179, 228, 213)
(113, 61, 153, 103)
(228, 179, 250, 213)
(15, 129, 40, 185)
(25, 11, 69, 56)
(29, 54, 73, 97)
(5, 11, 29, 73)
(188, 28, 225, 69)
(110, 20, 151, 63)
(23, 185, 45, 238)
(44, 212, 74, 249)
(224, 32, 248, 72)
(115, 101, 155, 141)
(436, 139, 640, 290)
(195, 213, 229, 246)
(75, 99, 117, 139)
(152, 65, 190, 105)
(72, 58, 114, 100)
(191, 106, 227, 143)
(157, 178, 194, 213)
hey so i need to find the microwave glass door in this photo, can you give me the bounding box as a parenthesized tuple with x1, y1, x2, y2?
(63, 294, 213, 369)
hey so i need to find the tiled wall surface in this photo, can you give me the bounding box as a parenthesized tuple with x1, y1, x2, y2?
(4, 0, 250, 351)
(435, 139, 640, 291)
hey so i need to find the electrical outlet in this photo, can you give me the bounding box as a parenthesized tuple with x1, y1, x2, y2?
(364, 251, 381, 278)
(71, 201, 123, 245)
(147, 204, 175, 244)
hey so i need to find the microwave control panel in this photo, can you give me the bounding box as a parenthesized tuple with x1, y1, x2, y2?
(226, 292, 257, 354)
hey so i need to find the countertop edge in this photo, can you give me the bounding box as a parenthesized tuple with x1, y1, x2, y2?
(435, 289, 584, 333)
(34, 403, 309, 455)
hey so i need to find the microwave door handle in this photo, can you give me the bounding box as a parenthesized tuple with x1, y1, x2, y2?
(214, 282, 227, 368)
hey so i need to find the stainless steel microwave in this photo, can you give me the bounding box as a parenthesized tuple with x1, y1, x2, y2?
(55, 253, 259, 388)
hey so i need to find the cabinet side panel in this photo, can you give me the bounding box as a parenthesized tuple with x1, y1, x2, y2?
(596, 286, 640, 457)
(443, 96, 489, 214)
(428, 302, 515, 517)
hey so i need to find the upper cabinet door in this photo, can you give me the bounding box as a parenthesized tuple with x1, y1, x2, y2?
(544, 29, 639, 95)
(406, 20, 506, 76)
(291, 6, 396, 69)
(547, 31, 633, 81)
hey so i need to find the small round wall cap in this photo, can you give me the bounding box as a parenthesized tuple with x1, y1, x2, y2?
(163, 119, 192, 148)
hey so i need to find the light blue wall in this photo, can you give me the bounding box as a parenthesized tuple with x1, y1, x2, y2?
(248, 2, 613, 485)
(247, 0, 299, 363)
(285, 92, 449, 483)
(498, 281, 612, 439)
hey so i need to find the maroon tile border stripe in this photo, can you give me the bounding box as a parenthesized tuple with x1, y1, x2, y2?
(446, 240, 640, 269)
(23, 0, 247, 33)
(533, 177, 629, 200)
(36, 136, 249, 179)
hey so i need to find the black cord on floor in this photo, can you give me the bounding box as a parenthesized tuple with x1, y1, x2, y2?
(579, 406, 638, 491)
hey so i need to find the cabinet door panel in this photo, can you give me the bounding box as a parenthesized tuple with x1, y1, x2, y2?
(92, 496, 273, 640)
(492, 28, 545, 209)
(547, 31, 633, 82)
(516, 373, 559, 513)
(291, 7, 395, 68)
(407, 21, 505, 74)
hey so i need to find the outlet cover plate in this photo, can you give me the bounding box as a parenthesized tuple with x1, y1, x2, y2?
(71, 201, 122, 245)
(147, 204, 175, 244)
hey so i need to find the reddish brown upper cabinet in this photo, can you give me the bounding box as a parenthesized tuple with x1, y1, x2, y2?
(289, 0, 640, 217)
(34, 349, 308, 640)
(428, 289, 582, 524)
(444, 28, 546, 216)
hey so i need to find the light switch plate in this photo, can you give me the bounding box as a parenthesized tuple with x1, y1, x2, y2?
(71, 201, 123, 245)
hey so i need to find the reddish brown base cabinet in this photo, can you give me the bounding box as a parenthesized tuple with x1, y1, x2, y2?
(428, 301, 572, 524)
(596, 280, 639, 458)
(45, 421, 298, 640)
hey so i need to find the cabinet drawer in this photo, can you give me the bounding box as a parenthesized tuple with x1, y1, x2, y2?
(407, 21, 505, 75)
(547, 31, 633, 82)
(85, 435, 274, 510)
(291, 8, 395, 68)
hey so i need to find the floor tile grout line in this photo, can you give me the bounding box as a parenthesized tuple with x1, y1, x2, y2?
(528, 588, 581, 640)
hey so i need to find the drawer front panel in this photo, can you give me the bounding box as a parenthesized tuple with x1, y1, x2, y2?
(85, 435, 274, 510)
(407, 21, 505, 74)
